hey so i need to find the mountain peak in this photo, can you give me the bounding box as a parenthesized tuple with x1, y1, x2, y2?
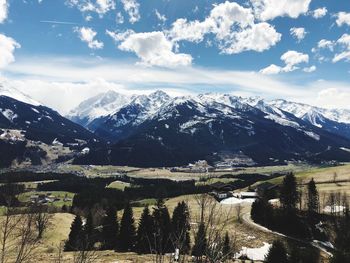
(148, 90, 170, 100)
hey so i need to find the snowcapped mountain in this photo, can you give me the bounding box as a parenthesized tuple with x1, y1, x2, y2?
(74, 91, 350, 167)
(269, 100, 350, 139)
(67, 90, 131, 127)
(88, 90, 171, 141)
(269, 99, 350, 125)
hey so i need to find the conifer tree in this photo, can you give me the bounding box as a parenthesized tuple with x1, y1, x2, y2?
(118, 201, 136, 252)
(101, 207, 119, 250)
(265, 240, 288, 263)
(152, 199, 173, 254)
(171, 201, 191, 254)
(280, 173, 299, 213)
(136, 206, 154, 254)
(192, 222, 207, 260)
(65, 215, 83, 251)
(84, 212, 94, 249)
(307, 178, 319, 218)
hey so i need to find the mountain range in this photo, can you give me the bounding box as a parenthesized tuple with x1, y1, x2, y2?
(68, 90, 350, 167)
(1, 82, 350, 168)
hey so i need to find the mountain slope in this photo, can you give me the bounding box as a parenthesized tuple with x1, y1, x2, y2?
(0, 95, 102, 167)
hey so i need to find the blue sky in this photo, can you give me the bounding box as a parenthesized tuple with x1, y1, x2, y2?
(0, 0, 350, 113)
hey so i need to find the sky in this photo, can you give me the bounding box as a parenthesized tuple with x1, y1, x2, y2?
(0, 0, 350, 114)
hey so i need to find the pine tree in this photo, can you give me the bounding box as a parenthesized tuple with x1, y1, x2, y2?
(152, 199, 173, 254)
(265, 240, 288, 263)
(101, 207, 119, 250)
(192, 222, 207, 259)
(136, 206, 154, 254)
(280, 173, 299, 213)
(307, 178, 319, 218)
(222, 232, 231, 260)
(251, 199, 274, 227)
(118, 202, 136, 252)
(83, 212, 94, 249)
(171, 201, 191, 254)
(65, 215, 83, 251)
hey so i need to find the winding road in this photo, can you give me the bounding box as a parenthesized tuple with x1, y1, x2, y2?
(241, 211, 333, 257)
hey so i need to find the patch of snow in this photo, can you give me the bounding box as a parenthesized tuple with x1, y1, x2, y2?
(52, 138, 63, 146)
(45, 115, 54, 121)
(340, 147, 350, 153)
(304, 131, 320, 141)
(0, 109, 18, 122)
(324, 205, 345, 213)
(31, 107, 40, 113)
(235, 242, 271, 261)
(265, 114, 300, 128)
(81, 147, 90, 155)
(164, 124, 169, 129)
(220, 197, 255, 205)
(268, 198, 279, 204)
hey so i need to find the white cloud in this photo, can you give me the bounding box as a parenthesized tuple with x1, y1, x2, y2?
(290, 27, 307, 42)
(259, 64, 282, 74)
(106, 29, 134, 42)
(261, 50, 309, 74)
(251, 0, 311, 21)
(66, 0, 115, 17)
(333, 34, 350, 63)
(155, 9, 166, 23)
(121, 0, 140, 24)
(118, 31, 192, 67)
(221, 22, 281, 54)
(336, 12, 350, 27)
(303, 65, 316, 73)
(317, 39, 335, 51)
(75, 27, 104, 49)
(333, 52, 350, 63)
(168, 1, 281, 54)
(312, 7, 327, 19)
(0, 34, 20, 69)
(6, 56, 350, 111)
(281, 50, 309, 71)
(0, 0, 8, 23)
(316, 87, 350, 109)
(337, 34, 350, 49)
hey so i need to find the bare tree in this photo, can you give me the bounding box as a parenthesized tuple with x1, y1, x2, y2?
(31, 204, 52, 239)
(52, 242, 65, 263)
(333, 172, 338, 184)
(192, 194, 237, 263)
(0, 207, 21, 263)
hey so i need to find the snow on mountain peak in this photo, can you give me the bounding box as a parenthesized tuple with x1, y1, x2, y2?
(67, 90, 131, 123)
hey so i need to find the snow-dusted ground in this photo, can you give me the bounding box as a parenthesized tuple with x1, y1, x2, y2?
(220, 197, 255, 205)
(235, 242, 271, 261)
(323, 205, 345, 213)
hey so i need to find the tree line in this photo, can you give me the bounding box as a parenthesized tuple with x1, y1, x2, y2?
(65, 195, 236, 263)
